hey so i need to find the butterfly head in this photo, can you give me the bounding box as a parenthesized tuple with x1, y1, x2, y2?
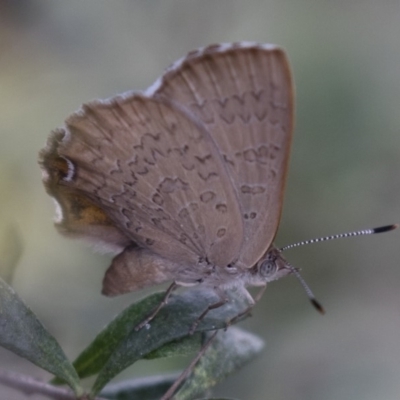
(250, 246, 293, 285)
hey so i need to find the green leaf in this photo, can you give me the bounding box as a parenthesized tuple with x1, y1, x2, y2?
(65, 292, 167, 383)
(174, 327, 264, 400)
(144, 333, 202, 360)
(0, 277, 82, 395)
(54, 292, 201, 384)
(90, 288, 249, 396)
(98, 327, 262, 400)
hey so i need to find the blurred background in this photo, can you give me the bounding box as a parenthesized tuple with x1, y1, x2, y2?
(1, 1, 399, 399)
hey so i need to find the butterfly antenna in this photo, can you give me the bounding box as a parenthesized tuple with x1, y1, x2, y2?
(279, 224, 398, 252)
(286, 262, 325, 314)
(280, 223, 398, 315)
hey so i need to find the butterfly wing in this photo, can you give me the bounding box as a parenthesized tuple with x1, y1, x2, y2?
(153, 43, 294, 268)
(40, 94, 244, 268)
(40, 131, 133, 254)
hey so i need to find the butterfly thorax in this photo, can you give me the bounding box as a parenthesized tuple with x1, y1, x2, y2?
(174, 245, 292, 291)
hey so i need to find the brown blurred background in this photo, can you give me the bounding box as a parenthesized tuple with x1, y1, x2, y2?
(1, 1, 399, 399)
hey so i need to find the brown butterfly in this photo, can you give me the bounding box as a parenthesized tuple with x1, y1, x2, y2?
(39, 42, 293, 312)
(39, 42, 397, 330)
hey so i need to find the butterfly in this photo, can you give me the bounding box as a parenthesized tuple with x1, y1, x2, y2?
(38, 42, 329, 331)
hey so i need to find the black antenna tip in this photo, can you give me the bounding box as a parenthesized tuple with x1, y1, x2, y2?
(373, 224, 399, 234)
(311, 298, 325, 315)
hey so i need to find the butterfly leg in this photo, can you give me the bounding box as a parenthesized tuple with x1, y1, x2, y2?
(135, 281, 179, 331)
(227, 284, 267, 327)
(189, 287, 228, 335)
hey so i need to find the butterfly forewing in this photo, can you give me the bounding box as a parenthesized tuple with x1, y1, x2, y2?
(153, 43, 294, 268)
(47, 94, 244, 267)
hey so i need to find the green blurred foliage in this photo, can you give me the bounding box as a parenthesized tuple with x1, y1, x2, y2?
(0, 1, 399, 399)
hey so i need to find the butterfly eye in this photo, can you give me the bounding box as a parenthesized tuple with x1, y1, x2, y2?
(259, 259, 277, 278)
